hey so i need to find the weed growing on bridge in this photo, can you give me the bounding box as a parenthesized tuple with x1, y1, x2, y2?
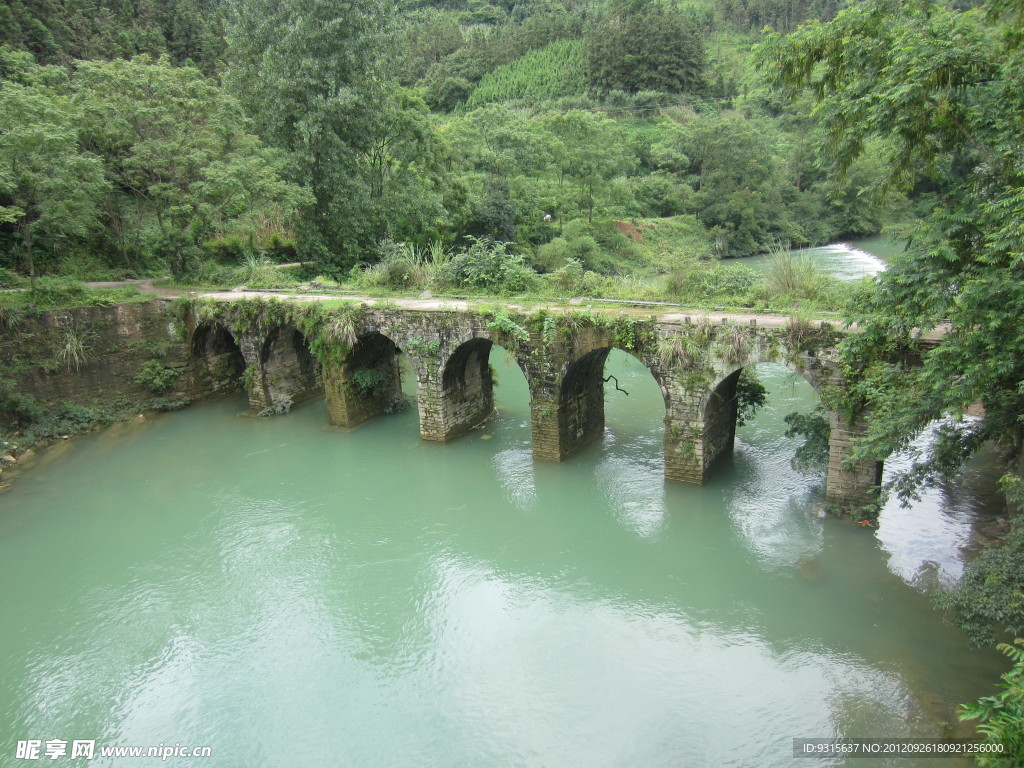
(484, 308, 529, 347)
(607, 315, 656, 352)
(192, 298, 222, 325)
(719, 325, 751, 366)
(405, 336, 441, 357)
(657, 331, 709, 368)
(559, 310, 591, 343)
(542, 314, 559, 346)
(242, 364, 259, 392)
(291, 301, 367, 365)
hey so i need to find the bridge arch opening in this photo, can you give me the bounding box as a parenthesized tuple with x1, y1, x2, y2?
(323, 331, 407, 429)
(190, 321, 245, 394)
(259, 324, 323, 412)
(557, 345, 667, 461)
(701, 361, 883, 508)
(701, 362, 820, 475)
(431, 336, 530, 441)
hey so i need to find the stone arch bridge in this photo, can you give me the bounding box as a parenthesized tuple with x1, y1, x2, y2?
(186, 298, 881, 511)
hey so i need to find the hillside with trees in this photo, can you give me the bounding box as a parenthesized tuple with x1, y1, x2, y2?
(1, 0, 902, 290)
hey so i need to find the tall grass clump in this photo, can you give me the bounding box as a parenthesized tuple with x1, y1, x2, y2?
(355, 240, 429, 291)
(762, 244, 831, 302)
(55, 324, 95, 372)
(234, 252, 300, 290)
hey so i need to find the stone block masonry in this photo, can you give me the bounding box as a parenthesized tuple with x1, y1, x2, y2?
(0, 300, 231, 415)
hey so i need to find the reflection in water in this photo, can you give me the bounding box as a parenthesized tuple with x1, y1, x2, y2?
(727, 366, 826, 568)
(0, 350, 1007, 767)
(492, 447, 537, 512)
(877, 425, 1004, 588)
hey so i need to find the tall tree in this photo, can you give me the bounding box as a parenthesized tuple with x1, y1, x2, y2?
(224, 0, 390, 270)
(542, 110, 628, 223)
(0, 82, 108, 287)
(758, 0, 1024, 495)
(584, 0, 706, 94)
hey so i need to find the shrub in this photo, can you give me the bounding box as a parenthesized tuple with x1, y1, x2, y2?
(0, 378, 42, 429)
(205, 234, 247, 260)
(23, 401, 103, 441)
(135, 360, 178, 394)
(631, 174, 689, 218)
(350, 368, 391, 399)
(937, 519, 1024, 646)
(547, 258, 585, 292)
(536, 234, 600, 272)
(264, 232, 297, 261)
(664, 257, 759, 305)
(435, 237, 537, 295)
(148, 229, 204, 280)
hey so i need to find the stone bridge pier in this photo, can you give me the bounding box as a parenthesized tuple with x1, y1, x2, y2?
(322, 331, 403, 428)
(825, 411, 884, 509)
(228, 326, 322, 414)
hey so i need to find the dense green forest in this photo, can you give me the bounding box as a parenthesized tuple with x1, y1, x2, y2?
(1, 0, 905, 297)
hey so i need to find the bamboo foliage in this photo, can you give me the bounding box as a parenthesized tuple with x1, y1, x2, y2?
(467, 40, 585, 107)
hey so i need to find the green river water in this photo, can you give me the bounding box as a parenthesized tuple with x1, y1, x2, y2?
(0, 345, 1009, 767)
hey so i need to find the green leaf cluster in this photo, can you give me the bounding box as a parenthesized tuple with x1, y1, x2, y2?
(959, 639, 1024, 765)
(759, 0, 1024, 496)
(134, 359, 179, 395)
(937, 520, 1024, 647)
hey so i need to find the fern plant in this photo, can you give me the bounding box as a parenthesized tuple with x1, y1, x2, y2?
(960, 639, 1024, 765)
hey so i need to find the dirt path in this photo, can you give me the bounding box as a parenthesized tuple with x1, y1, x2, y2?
(85, 278, 186, 298)
(85, 280, 948, 342)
